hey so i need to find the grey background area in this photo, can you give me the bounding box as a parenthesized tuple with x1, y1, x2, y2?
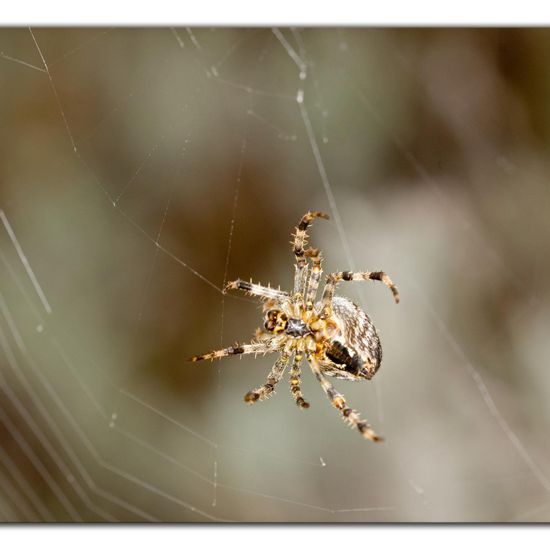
(1, 28, 550, 522)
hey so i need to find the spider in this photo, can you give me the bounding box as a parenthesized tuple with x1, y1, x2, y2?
(189, 211, 399, 442)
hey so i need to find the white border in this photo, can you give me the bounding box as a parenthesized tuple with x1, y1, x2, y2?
(0, 525, 545, 550)
(3, 0, 550, 25)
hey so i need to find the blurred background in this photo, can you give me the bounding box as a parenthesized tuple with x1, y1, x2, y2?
(0, 28, 550, 522)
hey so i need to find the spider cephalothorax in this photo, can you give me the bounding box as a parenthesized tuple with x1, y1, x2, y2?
(190, 211, 399, 442)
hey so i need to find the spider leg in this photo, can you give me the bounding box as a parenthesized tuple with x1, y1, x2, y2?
(304, 247, 323, 311)
(320, 270, 399, 317)
(188, 339, 280, 362)
(307, 353, 382, 442)
(225, 279, 289, 301)
(292, 211, 329, 295)
(293, 263, 309, 304)
(244, 352, 290, 404)
(289, 352, 310, 409)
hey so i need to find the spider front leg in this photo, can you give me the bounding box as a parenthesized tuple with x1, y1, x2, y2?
(289, 352, 310, 409)
(244, 352, 290, 404)
(320, 270, 399, 317)
(307, 353, 382, 442)
(292, 211, 329, 295)
(304, 247, 323, 311)
(189, 339, 280, 362)
(225, 279, 289, 301)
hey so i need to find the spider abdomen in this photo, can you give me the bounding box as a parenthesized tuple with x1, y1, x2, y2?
(323, 296, 382, 380)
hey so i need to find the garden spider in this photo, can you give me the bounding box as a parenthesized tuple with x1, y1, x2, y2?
(190, 211, 399, 442)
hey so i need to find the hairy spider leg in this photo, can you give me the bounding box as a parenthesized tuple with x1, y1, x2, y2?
(320, 271, 400, 318)
(292, 211, 329, 296)
(189, 338, 281, 362)
(304, 247, 323, 311)
(307, 353, 382, 442)
(225, 279, 289, 301)
(244, 352, 290, 403)
(293, 263, 309, 305)
(289, 352, 310, 409)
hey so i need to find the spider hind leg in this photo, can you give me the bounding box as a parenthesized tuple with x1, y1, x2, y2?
(308, 353, 382, 442)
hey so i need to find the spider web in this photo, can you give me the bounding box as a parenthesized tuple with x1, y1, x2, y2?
(1, 27, 550, 522)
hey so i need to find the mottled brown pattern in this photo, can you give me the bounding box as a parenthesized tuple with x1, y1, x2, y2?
(330, 296, 382, 379)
